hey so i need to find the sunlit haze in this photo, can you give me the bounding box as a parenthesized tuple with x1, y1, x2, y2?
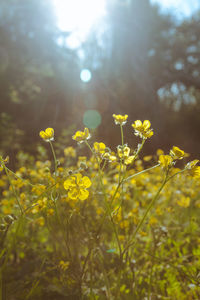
(52, 0, 106, 48)
(151, 0, 199, 18)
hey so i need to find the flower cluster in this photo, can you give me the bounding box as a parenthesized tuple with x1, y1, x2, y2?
(158, 146, 185, 169)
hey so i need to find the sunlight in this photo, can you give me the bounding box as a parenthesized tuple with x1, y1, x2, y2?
(52, 0, 106, 48)
(151, 0, 199, 18)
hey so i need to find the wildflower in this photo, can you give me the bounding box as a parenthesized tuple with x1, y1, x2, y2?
(39, 128, 54, 142)
(113, 114, 128, 126)
(64, 146, 76, 158)
(93, 142, 106, 155)
(0, 156, 9, 171)
(132, 120, 153, 139)
(103, 152, 117, 162)
(177, 196, 190, 208)
(170, 146, 185, 160)
(117, 146, 135, 165)
(143, 155, 152, 162)
(64, 173, 91, 201)
(159, 155, 173, 169)
(185, 159, 199, 170)
(192, 166, 200, 179)
(72, 128, 91, 143)
(59, 260, 69, 271)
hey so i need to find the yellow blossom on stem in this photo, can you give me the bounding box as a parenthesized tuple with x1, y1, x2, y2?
(64, 173, 91, 201)
(93, 142, 106, 155)
(0, 156, 9, 171)
(159, 154, 173, 169)
(39, 128, 54, 142)
(72, 128, 91, 143)
(170, 146, 185, 160)
(112, 114, 128, 126)
(132, 120, 153, 139)
(103, 152, 117, 162)
(117, 146, 135, 165)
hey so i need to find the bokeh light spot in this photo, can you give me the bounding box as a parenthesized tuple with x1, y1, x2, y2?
(80, 69, 92, 83)
(83, 110, 101, 129)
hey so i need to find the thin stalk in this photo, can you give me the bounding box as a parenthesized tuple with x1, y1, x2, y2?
(5, 167, 36, 187)
(49, 141, 57, 175)
(2, 163, 24, 215)
(85, 141, 122, 255)
(124, 164, 160, 182)
(122, 174, 168, 256)
(120, 125, 124, 147)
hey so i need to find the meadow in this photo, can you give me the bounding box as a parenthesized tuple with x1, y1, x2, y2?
(0, 114, 200, 299)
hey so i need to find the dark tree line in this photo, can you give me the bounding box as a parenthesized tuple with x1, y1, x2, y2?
(0, 0, 200, 158)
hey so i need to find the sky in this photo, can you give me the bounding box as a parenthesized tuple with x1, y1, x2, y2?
(151, 0, 200, 19)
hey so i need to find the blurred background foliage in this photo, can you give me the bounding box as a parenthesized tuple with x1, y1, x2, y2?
(0, 0, 200, 163)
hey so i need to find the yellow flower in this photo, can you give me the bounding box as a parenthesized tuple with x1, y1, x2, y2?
(59, 260, 69, 271)
(149, 216, 158, 226)
(159, 155, 173, 169)
(186, 159, 199, 170)
(93, 142, 106, 155)
(103, 152, 117, 162)
(113, 114, 128, 126)
(117, 146, 135, 165)
(117, 146, 130, 158)
(177, 197, 190, 208)
(132, 120, 153, 139)
(170, 146, 185, 160)
(39, 128, 54, 142)
(0, 156, 9, 171)
(64, 146, 76, 158)
(72, 128, 91, 143)
(192, 166, 200, 179)
(64, 173, 91, 201)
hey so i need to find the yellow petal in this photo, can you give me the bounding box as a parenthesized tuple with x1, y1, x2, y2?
(143, 120, 151, 130)
(79, 189, 89, 201)
(81, 176, 92, 188)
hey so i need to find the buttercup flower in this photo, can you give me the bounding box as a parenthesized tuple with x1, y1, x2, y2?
(39, 128, 54, 142)
(93, 142, 106, 155)
(0, 156, 9, 171)
(64, 173, 91, 201)
(170, 146, 185, 160)
(117, 146, 135, 165)
(132, 120, 153, 139)
(159, 155, 173, 169)
(103, 152, 117, 162)
(177, 196, 190, 208)
(185, 159, 199, 170)
(72, 128, 91, 143)
(113, 114, 128, 126)
(64, 146, 76, 158)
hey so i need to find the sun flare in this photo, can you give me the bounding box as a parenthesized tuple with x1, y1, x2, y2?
(52, 0, 106, 48)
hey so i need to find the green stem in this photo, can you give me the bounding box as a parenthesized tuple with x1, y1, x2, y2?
(120, 125, 124, 147)
(5, 167, 36, 187)
(122, 174, 168, 256)
(49, 141, 57, 175)
(2, 163, 24, 215)
(85, 141, 122, 255)
(124, 164, 160, 182)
